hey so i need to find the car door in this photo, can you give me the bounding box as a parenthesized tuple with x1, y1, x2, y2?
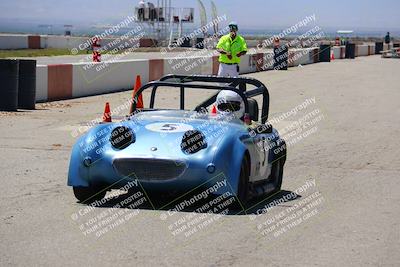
(246, 126, 274, 183)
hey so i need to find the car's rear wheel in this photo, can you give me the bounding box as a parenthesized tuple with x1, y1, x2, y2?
(73, 186, 107, 203)
(271, 140, 286, 193)
(236, 156, 250, 207)
(271, 159, 284, 192)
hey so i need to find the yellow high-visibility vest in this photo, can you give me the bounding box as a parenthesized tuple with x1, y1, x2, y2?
(216, 34, 248, 64)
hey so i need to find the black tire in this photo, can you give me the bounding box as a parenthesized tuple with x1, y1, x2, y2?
(271, 140, 286, 192)
(236, 156, 250, 207)
(73, 186, 107, 203)
(271, 159, 284, 192)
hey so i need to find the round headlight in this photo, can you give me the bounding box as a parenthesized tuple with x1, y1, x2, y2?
(110, 126, 135, 150)
(181, 130, 207, 154)
(206, 163, 216, 173)
(83, 157, 92, 167)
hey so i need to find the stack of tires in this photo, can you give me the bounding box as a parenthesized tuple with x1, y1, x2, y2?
(0, 59, 36, 111)
(195, 38, 205, 49)
(375, 42, 384, 54)
(319, 44, 331, 62)
(345, 43, 356, 59)
(180, 37, 191, 48)
(273, 45, 288, 70)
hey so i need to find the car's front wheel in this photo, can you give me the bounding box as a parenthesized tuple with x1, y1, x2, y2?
(73, 186, 106, 203)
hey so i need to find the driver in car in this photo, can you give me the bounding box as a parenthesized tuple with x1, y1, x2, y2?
(215, 90, 245, 121)
(214, 90, 263, 135)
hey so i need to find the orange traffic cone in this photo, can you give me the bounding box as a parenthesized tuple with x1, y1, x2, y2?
(211, 105, 217, 115)
(331, 52, 335, 60)
(102, 102, 112, 122)
(129, 75, 143, 114)
(133, 75, 143, 109)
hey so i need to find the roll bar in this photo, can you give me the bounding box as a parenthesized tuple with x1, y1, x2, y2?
(130, 74, 270, 123)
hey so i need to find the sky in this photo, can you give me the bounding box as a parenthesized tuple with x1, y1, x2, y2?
(0, 0, 399, 32)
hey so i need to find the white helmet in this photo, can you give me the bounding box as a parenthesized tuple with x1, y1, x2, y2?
(216, 90, 245, 119)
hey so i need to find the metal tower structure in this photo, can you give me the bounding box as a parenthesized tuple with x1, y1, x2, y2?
(134, 0, 194, 46)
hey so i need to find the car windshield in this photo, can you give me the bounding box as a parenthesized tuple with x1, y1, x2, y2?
(141, 86, 217, 111)
(133, 110, 244, 125)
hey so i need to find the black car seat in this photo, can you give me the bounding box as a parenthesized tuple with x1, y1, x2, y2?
(247, 98, 259, 122)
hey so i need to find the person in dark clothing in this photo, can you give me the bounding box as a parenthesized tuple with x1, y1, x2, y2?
(385, 32, 391, 44)
(138, 0, 145, 21)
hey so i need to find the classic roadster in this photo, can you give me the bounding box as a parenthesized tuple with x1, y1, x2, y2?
(68, 75, 286, 206)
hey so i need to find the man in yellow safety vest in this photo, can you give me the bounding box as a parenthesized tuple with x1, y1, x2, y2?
(216, 22, 247, 77)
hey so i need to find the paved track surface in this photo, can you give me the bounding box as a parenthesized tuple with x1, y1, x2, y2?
(1, 55, 399, 266)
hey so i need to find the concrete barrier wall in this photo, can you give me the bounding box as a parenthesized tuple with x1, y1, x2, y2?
(261, 52, 274, 71)
(246, 40, 261, 48)
(290, 48, 315, 66)
(304, 48, 317, 65)
(357, 45, 369, 57)
(33, 45, 379, 102)
(72, 59, 149, 98)
(341, 47, 346, 58)
(41, 35, 138, 51)
(332, 46, 341, 59)
(288, 51, 296, 67)
(41, 36, 86, 49)
(36, 65, 48, 102)
(0, 34, 140, 50)
(383, 43, 393, 51)
(311, 48, 320, 63)
(368, 45, 375, 55)
(164, 56, 212, 76)
(0, 35, 28, 49)
(239, 54, 254, 73)
(332, 46, 347, 59)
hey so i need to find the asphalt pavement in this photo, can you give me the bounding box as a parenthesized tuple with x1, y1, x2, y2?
(0, 55, 399, 266)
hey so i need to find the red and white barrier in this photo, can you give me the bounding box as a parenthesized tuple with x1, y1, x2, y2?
(34, 45, 380, 102)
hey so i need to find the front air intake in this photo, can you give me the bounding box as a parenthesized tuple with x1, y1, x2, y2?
(113, 158, 186, 180)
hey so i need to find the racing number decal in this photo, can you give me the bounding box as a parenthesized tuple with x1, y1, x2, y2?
(160, 124, 178, 131)
(145, 122, 194, 133)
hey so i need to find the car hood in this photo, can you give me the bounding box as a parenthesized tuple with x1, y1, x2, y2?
(80, 110, 248, 160)
(131, 110, 245, 148)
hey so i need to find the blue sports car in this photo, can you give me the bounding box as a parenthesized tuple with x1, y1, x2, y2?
(68, 75, 286, 205)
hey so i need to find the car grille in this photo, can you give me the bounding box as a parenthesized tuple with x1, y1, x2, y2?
(113, 158, 186, 180)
